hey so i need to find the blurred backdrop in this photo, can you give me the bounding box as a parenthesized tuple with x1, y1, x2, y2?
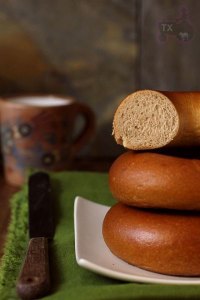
(0, 0, 199, 159)
(141, 0, 200, 91)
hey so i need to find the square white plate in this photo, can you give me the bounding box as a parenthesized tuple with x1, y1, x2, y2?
(74, 196, 200, 285)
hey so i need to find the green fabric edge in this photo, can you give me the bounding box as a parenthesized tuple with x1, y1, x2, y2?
(0, 185, 29, 299)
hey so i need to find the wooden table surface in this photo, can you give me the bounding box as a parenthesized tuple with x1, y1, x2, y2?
(0, 157, 113, 258)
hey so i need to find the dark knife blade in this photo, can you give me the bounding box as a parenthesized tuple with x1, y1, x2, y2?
(29, 172, 54, 239)
(16, 172, 54, 299)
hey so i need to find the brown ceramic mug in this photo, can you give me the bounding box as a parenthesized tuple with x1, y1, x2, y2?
(0, 95, 95, 186)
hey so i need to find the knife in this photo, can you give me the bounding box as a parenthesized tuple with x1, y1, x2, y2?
(16, 172, 54, 299)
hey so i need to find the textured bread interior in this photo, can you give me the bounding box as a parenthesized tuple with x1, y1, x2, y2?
(113, 90, 179, 150)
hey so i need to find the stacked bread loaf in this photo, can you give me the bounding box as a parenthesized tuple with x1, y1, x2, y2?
(102, 90, 200, 276)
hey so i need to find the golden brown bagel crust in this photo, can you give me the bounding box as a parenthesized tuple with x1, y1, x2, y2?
(163, 91, 200, 147)
(109, 151, 200, 210)
(103, 203, 200, 276)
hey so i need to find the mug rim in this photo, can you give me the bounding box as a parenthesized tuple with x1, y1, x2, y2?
(0, 93, 76, 108)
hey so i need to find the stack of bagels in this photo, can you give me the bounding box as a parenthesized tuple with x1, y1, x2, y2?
(103, 90, 200, 276)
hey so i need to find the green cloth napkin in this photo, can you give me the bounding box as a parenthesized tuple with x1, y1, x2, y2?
(0, 171, 200, 300)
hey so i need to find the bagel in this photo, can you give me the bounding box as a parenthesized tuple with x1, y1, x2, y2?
(109, 151, 200, 210)
(113, 90, 200, 150)
(103, 203, 200, 276)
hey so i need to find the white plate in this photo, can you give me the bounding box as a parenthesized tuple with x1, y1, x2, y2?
(74, 196, 200, 285)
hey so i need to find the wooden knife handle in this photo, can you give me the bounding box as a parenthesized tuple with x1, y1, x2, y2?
(16, 237, 50, 299)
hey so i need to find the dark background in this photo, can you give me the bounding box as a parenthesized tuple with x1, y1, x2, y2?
(0, 0, 199, 158)
(141, 0, 200, 91)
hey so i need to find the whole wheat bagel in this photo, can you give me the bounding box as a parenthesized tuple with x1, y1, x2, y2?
(103, 203, 200, 276)
(113, 90, 200, 150)
(109, 151, 200, 210)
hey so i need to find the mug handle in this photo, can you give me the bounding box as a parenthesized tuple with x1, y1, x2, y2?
(71, 103, 95, 155)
